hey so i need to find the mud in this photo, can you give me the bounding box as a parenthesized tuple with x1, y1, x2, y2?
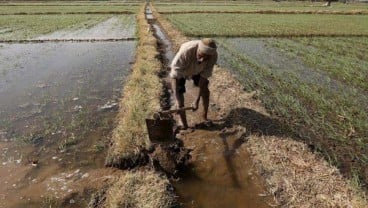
(37, 16, 136, 40)
(150, 141, 191, 177)
(0, 41, 135, 207)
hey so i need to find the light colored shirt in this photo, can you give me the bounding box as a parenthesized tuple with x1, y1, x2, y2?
(170, 40, 217, 79)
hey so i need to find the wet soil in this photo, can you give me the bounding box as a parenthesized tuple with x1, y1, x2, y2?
(176, 127, 270, 208)
(0, 41, 135, 207)
(147, 5, 272, 207)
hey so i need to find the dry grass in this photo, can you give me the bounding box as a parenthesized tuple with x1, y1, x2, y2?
(105, 170, 178, 208)
(151, 4, 368, 207)
(105, 5, 162, 167)
(247, 136, 367, 208)
(101, 4, 178, 208)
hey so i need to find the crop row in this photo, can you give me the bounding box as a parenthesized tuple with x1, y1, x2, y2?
(0, 5, 140, 15)
(166, 13, 368, 37)
(0, 14, 135, 40)
(217, 37, 368, 181)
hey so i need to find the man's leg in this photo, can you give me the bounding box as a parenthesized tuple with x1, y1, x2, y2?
(198, 77, 210, 121)
(171, 78, 188, 128)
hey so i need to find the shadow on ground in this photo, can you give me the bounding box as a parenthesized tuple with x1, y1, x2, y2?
(196, 107, 296, 139)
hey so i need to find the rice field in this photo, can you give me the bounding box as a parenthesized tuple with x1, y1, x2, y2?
(0, 14, 136, 40)
(0, 5, 140, 14)
(158, 0, 368, 189)
(155, 2, 368, 13)
(0, 1, 139, 207)
(165, 13, 368, 37)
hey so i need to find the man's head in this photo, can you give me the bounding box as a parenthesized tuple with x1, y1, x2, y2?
(197, 38, 217, 64)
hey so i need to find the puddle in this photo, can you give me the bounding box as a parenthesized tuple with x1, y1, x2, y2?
(37, 15, 136, 40)
(176, 128, 270, 208)
(146, 5, 271, 208)
(0, 41, 136, 207)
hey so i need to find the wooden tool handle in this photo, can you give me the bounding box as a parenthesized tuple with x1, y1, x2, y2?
(159, 107, 194, 115)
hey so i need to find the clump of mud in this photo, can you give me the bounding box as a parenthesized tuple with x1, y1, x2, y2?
(106, 139, 191, 178)
(150, 140, 191, 178)
(105, 147, 151, 170)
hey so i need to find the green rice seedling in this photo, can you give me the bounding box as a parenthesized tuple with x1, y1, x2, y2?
(0, 5, 139, 14)
(218, 37, 368, 185)
(155, 1, 368, 13)
(166, 14, 368, 37)
(267, 38, 368, 90)
(0, 14, 112, 40)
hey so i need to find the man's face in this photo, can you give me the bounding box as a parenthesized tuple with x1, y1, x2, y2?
(197, 51, 211, 64)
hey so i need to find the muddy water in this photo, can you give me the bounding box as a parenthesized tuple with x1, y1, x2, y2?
(146, 6, 271, 208)
(0, 41, 135, 207)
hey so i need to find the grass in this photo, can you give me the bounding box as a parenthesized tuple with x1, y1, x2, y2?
(155, 2, 368, 13)
(0, 5, 139, 14)
(0, 14, 113, 40)
(247, 135, 368, 207)
(102, 4, 178, 208)
(1, 1, 142, 6)
(105, 170, 178, 208)
(217, 37, 368, 188)
(165, 13, 368, 37)
(105, 5, 163, 168)
(268, 37, 368, 91)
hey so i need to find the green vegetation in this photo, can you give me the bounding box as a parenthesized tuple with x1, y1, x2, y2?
(155, 2, 368, 13)
(0, 15, 112, 40)
(217, 37, 368, 183)
(166, 13, 368, 37)
(268, 37, 368, 91)
(0, 5, 139, 14)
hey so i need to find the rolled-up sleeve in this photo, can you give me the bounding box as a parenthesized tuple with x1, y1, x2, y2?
(200, 52, 217, 79)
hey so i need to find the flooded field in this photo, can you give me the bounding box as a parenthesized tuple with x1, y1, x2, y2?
(217, 37, 368, 184)
(37, 15, 136, 40)
(0, 41, 136, 207)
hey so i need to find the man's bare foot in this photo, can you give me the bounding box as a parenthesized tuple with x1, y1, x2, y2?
(174, 125, 187, 134)
(194, 120, 214, 129)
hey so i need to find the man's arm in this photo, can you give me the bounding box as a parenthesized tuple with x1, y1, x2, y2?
(192, 76, 210, 121)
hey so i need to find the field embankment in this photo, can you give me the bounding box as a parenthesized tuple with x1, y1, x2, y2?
(101, 4, 178, 208)
(151, 2, 368, 207)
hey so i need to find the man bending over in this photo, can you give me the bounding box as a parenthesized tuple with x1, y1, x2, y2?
(170, 38, 218, 129)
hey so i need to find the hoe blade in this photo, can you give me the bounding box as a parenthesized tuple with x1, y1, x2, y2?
(145, 118, 174, 143)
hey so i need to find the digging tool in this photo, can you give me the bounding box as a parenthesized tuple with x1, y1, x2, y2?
(146, 106, 194, 143)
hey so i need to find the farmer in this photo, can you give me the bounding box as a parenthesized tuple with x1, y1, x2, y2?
(170, 38, 218, 129)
